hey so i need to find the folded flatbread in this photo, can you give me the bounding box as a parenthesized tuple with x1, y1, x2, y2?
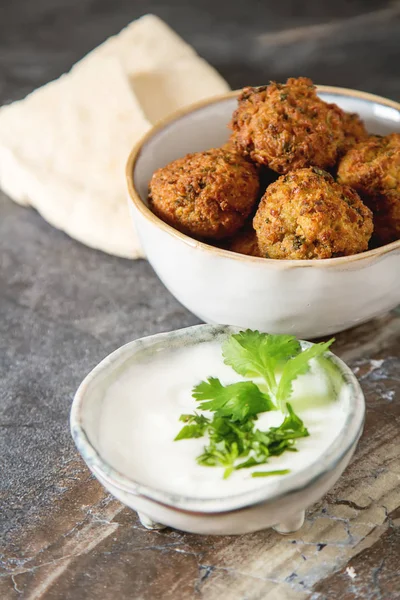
(0, 15, 229, 258)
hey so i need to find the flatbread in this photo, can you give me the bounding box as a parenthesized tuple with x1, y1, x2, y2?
(0, 155, 138, 257)
(0, 14, 229, 258)
(131, 55, 232, 124)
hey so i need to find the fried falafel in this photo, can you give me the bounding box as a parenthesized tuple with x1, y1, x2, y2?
(337, 133, 400, 244)
(226, 226, 262, 257)
(339, 110, 369, 154)
(253, 167, 373, 259)
(230, 77, 345, 174)
(149, 147, 260, 239)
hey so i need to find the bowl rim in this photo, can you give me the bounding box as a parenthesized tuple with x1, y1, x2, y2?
(70, 324, 365, 514)
(125, 85, 400, 268)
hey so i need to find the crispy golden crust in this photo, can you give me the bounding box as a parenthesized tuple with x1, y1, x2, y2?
(148, 147, 260, 239)
(339, 110, 369, 154)
(337, 134, 400, 243)
(253, 167, 373, 259)
(226, 226, 262, 257)
(337, 134, 400, 194)
(230, 78, 345, 174)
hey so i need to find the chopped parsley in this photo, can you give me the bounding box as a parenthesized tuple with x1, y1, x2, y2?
(174, 330, 336, 479)
(252, 469, 290, 478)
(174, 413, 209, 440)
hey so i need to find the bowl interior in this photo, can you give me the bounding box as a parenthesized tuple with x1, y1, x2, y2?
(71, 324, 365, 513)
(133, 89, 400, 205)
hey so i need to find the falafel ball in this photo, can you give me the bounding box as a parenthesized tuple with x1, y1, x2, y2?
(339, 110, 369, 154)
(226, 226, 262, 257)
(253, 167, 373, 259)
(230, 77, 345, 174)
(337, 133, 400, 244)
(148, 147, 260, 240)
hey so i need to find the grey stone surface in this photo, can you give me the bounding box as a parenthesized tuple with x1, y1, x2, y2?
(1, 1, 400, 598)
(1, 0, 400, 105)
(0, 195, 199, 541)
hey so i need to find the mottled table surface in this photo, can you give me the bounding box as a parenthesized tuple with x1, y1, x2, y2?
(1, 1, 400, 598)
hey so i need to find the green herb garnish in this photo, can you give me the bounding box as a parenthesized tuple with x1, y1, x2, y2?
(222, 330, 301, 396)
(181, 402, 309, 479)
(174, 330, 335, 478)
(275, 339, 334, 410)
(252, 469, 290, 478)
(222, 330, 334, 410)
(174, 413, 210, 440)
(192, 377, 274, 420)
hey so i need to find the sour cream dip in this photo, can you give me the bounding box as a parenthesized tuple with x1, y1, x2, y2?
(97, 337, 350, 500)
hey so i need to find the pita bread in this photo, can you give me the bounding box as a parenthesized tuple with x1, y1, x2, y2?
(131, 55, 232, 124)
(0, 14, 229, 258)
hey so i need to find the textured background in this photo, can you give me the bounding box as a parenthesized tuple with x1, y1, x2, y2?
(1, 1, 400, 598)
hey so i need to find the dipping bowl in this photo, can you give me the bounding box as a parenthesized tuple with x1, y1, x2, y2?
(70, 324, 365, 535)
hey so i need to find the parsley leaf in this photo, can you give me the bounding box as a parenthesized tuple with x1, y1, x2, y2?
(197, 427, 241, 480)
(193, 377, 273, 421)
(252, 469, 290, 478)
(276, 340, 334, 410)
(234, 455, 268, 470)
(222, 330, 301, 395)
(268, 403, 309, 441)
(173, 330, 336, 479)
(180, 403, 309, 479)
(174, 413, 210, 440)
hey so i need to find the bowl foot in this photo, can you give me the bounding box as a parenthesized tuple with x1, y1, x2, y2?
(138, 511, 167, 530)
(273, 509, 305, 534)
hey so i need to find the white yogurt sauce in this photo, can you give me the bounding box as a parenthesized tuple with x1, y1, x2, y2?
(98, 340, 350, 499)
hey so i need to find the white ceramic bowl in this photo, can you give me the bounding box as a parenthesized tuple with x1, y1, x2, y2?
(70, 324, 365, 536)
(126, 88, 400, 339)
